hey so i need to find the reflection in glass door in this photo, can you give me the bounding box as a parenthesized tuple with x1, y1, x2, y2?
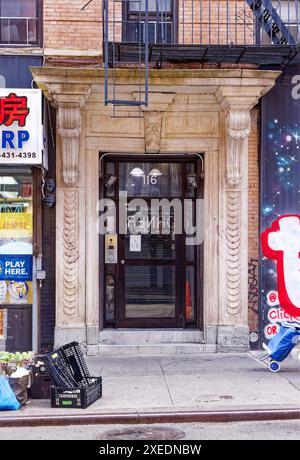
(102, 157, 203, 329)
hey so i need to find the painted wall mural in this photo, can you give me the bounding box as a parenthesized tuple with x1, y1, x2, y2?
(248, 257, 259, 315)
(260, 65, 300, 343)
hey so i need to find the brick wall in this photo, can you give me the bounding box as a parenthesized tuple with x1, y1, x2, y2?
(248, 108, 260, 338)
(43, 0, 102, 51)
(40, 106, 56, 352)
(178, 0, 254, 45)
(43, 0, 255, 51)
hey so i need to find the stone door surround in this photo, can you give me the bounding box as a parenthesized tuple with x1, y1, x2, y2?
(30, 67, 280, 351)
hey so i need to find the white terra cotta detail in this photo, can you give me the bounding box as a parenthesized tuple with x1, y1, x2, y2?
(52, 88, 90, 318)
(144, 111, 163, 153)
(63, 189, 79, 316)
(56, 98, 87, 187)
(225, 190, 242, 316)
(224, 108, 252, 317)
(225, 109, 251, 187)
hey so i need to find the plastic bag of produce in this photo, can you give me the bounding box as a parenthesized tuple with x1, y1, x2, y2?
(0, 375, 20, 411)
(9, 374, 29, 406)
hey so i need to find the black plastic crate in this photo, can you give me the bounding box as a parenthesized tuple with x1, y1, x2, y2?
(50, 377, 102, 409)
(59, 342, 90, 385)
(43, 350, 79, 388)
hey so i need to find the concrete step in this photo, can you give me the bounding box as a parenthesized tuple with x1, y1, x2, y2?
(98, 329, 204, 345)
(88, 343, 217, 356)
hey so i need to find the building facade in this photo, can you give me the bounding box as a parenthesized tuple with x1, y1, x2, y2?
(0, 1, 299, 354)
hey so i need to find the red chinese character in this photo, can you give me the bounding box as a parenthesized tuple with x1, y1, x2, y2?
(0, 93, 30, 127)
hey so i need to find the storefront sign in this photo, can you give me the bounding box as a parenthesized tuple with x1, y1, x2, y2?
(0, 89, 43, 165)
(0, 255, 32, 281)
(260, 65, 300, 342)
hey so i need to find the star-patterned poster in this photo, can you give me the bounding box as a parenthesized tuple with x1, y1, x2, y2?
(260, 65, 300, 344)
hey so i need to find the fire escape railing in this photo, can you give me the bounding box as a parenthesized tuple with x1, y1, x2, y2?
(103, 0, 300, 107)
(247, 0, 297, 45)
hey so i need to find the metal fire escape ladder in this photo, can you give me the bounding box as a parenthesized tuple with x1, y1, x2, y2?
(247, 0, 296, 45)
(103, 0, 149, 108)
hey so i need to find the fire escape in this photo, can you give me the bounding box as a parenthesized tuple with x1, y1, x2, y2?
(102, 0, 300, 107)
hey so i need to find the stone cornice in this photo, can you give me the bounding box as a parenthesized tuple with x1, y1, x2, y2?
(30, 66, 281, 89)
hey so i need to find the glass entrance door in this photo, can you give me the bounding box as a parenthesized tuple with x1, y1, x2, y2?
(102, 158, 203, 329)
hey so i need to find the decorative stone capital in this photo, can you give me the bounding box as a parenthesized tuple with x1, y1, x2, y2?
(224, 109, 251, 187)
(57, 102, 83, 187)
(225, 109, 251, 141)
(49, 85, 91, 187)
(216, 87, 260, 187)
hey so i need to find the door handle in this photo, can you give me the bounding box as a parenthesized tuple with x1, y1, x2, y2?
(120, 259, 125, 265)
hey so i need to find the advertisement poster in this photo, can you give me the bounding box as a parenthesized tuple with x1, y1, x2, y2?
(260, 65, 300, 343)
(0, 174, 33, 305)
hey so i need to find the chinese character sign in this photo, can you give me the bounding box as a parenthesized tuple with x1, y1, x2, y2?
(0, 89, 42, 165)
(0, 93, 30, 127)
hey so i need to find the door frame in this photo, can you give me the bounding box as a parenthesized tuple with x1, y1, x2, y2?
(99, 153, 204, 330)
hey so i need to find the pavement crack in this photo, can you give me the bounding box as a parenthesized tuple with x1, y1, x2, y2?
(279, 374, 300, 393)
(158, 358, 175, 408)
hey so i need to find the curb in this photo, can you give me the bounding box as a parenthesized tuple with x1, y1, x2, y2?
(1, 409, 299, 427)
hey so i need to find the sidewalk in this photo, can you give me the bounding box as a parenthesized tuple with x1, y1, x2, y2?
(1, 352, 300, 424)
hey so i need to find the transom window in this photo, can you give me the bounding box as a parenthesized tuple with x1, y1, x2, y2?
(0, 0, 42, 46)
(128, 0, 171, 13)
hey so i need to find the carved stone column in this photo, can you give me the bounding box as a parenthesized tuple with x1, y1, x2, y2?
(216, 87, 263, 351)
(50, 86, 91, 346)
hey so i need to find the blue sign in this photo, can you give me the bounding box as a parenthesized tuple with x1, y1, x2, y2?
(0, 255, 32, 281)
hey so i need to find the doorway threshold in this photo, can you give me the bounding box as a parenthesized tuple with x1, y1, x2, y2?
(99, 329, 204, 345)
(91, 343, 216, 356)
(89, 329, 216, 356)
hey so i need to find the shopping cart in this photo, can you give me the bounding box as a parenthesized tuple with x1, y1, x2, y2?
(259, 321, 300, 372)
